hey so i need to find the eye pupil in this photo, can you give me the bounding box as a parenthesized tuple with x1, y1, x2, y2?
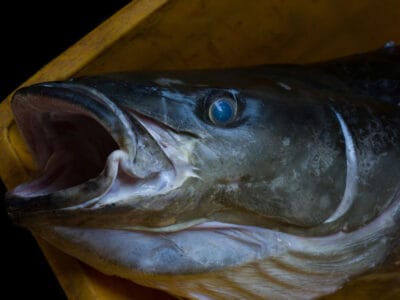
(209, 98, 236, 125)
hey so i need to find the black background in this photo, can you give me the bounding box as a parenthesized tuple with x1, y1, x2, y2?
(1, 1, 129, 298)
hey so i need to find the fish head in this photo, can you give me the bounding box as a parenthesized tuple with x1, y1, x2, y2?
(5, 68, 400, 299)
(6, 70, 291, 231)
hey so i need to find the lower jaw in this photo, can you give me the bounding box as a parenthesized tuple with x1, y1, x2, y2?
(33, 222, 346, 300)
(18, 189, 399, 299)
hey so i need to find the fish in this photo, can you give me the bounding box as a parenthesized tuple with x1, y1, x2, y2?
(5, 46, 400, 300)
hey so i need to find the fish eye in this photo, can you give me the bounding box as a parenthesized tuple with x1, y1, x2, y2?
(208, 97, 237, 126)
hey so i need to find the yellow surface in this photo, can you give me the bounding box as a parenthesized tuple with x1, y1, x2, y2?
(1, 0, 400, 299)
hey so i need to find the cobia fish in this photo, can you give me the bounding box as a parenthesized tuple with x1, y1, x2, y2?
(5, 46, 400, 299)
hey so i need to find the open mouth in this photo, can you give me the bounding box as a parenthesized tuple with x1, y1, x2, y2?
(11, 95, 120, 197)
(6, 83, 196, 223)
(7, 83, 148, 213)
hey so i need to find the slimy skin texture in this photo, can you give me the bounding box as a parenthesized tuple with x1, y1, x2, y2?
(6, 47, 400, 299)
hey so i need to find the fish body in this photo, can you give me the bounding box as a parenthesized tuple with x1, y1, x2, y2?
(6, 47, 400, 299)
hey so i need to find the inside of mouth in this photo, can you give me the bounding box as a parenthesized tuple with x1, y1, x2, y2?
(12, 94, 119, 197)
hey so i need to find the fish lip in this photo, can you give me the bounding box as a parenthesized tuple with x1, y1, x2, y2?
(6, 149, 130, 215)
(6, 82, 198, 227)
(6, 82, 139, 214)
(13, 82, 137, 157)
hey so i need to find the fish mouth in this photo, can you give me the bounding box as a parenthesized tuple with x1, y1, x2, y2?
(6, 83, 186, 222)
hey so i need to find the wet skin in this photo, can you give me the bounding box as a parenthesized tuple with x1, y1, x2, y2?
(5, 47, 400, 299)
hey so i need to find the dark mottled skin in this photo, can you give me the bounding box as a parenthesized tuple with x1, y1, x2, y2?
(5, 46, 400, 300)
(7, 47, 400, 237)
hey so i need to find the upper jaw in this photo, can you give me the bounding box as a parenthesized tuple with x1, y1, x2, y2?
(6, 82, 197, 227)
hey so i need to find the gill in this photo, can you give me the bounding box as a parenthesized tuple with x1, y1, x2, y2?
(324, 106, 358, 223)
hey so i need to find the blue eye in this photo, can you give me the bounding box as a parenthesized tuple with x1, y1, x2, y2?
(208, 97, 237, 126)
